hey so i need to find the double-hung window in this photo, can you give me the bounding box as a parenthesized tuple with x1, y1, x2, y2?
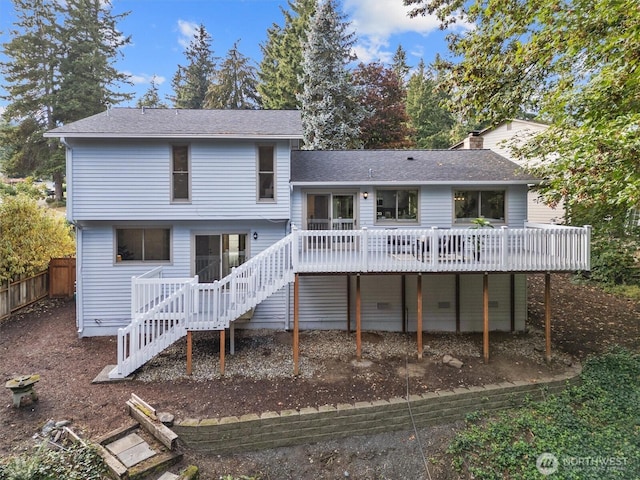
(116, 228, 171, 263)
(172, 145, 190, 201)
(257, 145, 275, 201)
(454, 190, 505, 224)
(375, 189, 419, 223)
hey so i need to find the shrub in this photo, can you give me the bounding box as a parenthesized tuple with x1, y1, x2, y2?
(0, 194, 75, 282)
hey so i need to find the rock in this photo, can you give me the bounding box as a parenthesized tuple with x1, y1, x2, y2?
(533, 345, 545, 353)
(55, 420, 71, 428)
(42, 419, 55, 435)
(442, 354, 453, 364)
(158, 411, 175, 427)
(448, 358, 464, 369)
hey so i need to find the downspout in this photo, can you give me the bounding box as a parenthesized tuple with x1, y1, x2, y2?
(285, 219, 291, 331)
(60, 137, 83, 337)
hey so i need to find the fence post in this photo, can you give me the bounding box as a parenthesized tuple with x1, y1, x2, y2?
(291, 225, 299, 272)
(361, 227, 368, 272)
(501, 226, 509, 270)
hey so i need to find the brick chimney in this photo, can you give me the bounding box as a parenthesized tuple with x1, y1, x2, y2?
(463, 131, 484, 149)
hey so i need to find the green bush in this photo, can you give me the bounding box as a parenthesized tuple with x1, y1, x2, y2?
(447, 349, 640, 479)
(0, 194, 75, 282)
(0, 442, 106, 480)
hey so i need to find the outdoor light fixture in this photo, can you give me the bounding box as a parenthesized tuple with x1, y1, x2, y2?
(253, 231, 259, 240)
(363, 191, 368, 200)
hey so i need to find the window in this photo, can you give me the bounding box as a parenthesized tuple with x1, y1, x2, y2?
(116, 228, 170, 262)
(376, 189, 418, 223)
(172, 145, 190, 201)
(258, 145, 275, 201)
(454, 190, 505, 224)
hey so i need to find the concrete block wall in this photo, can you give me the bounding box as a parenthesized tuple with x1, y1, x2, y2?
(173, 367, 581, 454)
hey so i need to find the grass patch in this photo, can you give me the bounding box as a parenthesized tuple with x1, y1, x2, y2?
(447, 348, 640, 479)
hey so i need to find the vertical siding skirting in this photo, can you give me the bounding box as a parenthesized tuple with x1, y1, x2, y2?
(173, 367, 582, 455)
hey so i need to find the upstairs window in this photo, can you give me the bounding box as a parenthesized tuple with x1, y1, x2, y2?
(116, 228, 170, 262)
(376, 189, 418, 223)
(172, 145, 190, 201)
(258, 145, 275, 201)
(454, 190, 505, 224)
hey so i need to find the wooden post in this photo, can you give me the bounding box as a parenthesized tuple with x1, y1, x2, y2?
(346, 275, 351, 333)
(356, 274, 362, 360)
(417, 274, 423, 360)
(220, 329, 226, 376)
(545, 272, 552, 363)
(186, 331, 192, 376)
(483, 273, 489, 364)
(293, 273, 300, 375)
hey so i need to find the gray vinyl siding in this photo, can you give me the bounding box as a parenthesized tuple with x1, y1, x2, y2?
(68, 139, 290, 221)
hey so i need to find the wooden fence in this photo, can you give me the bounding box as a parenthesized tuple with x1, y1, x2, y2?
(0, 257, 76, 322)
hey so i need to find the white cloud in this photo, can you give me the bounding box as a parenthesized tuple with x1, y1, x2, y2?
(176, 19, 199, 49)
(345, 0, 441, 63)
(123, 72, 166, 86)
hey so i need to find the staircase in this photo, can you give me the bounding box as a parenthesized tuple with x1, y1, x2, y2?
(108, 234, 295, 379)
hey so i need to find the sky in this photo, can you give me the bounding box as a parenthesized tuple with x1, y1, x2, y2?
(0, 0, 466, 111)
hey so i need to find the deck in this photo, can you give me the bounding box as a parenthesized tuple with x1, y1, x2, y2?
(293, 224, 591, 274)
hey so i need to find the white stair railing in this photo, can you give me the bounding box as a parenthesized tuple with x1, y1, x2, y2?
(109, 234, 296, 378)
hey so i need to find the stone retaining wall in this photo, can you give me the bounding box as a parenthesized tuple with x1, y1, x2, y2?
(173, 367, 581, 454)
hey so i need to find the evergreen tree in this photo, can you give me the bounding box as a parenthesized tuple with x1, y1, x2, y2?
(352, 62, 414, 149)
(55, 0, 132, 123)
(136, 76, 168, 108)
(405, 59, 454, 149)
(258, 0, 317, 110)
(391, 44, 410, 85)
(205, 41, 260, 109)
(170, 24, 217, 109)
(298, 0, 363, 149)
(1, 0, 131, 199)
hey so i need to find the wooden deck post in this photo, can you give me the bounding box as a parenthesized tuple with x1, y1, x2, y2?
(219, 329, 225, 376)
(356, 274, 362, 360)
(483, 273, 489, 364)
(186, 331, 192, 376)
(293, 273, 300, 375)
(417, 274, 423, 359)
(545, 272, 552, 363)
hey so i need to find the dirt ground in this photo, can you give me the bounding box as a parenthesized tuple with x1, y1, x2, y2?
(0, 273, 638, 479)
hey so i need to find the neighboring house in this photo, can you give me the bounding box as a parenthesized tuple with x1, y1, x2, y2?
(451, 119, 565, 224)
(45, 109, 590, 379)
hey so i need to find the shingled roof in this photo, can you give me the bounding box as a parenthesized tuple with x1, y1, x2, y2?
(291, 150, 539, 185)
(45, 108, 303, 139)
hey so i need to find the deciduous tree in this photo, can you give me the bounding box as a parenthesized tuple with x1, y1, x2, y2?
(352, 62, 414, 149)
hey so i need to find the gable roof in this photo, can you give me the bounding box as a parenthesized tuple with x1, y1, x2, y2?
(450, 119, 548, 150)
(291, 149, 539, 185)
(45, 108, 303, 139)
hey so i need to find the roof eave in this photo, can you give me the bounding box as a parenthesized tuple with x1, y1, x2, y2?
(291, 180, 540, 186)
(44, 132, 304, 139)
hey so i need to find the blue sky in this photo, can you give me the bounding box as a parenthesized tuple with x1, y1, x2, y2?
(0, 0, 465, 111)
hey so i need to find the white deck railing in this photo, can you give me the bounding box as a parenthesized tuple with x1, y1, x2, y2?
(110, 224, 590, 378)
(293, 224, 591, 273)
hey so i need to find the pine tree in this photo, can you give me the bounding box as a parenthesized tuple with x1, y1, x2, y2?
(298, 0, 363, 150)
(405, 59, 454, 149)
(258, 0, 317, 110)
(171, 24, 217, 109)
(136, 77, 168, 108)
(205, 41, 260, 109)
(352, 62, 414, 149)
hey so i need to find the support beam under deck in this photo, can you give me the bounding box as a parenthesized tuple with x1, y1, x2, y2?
(483, 273, 489, 364)
(356, 274, 362, 360)
(293, 273, 300, 375)
(545, 272, 552, 363)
